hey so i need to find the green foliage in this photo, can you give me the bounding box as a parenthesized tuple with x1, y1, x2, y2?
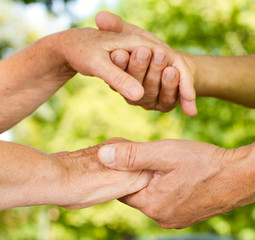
(1, 0, 255, 239)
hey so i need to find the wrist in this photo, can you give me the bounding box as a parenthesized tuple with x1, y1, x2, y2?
(218, 144, 255, 209)
(23, 153, 66, 208)
(36, 33, 76, 81)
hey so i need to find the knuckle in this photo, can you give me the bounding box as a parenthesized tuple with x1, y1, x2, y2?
(130, 34, 144, 43)
(162, 97, 177, 106)
(144, 204, 162, 220)
(153, 46, 166, 54)
(158, 222, 174, 229)
(129, 33, 155, 45)
(124, 143, 138, 169)
(111, 72, 129, 90)
(156, 104, 171, 113)
(112, 51, 129, 66)
(143, 104, 156, 111)
(160, 96, 171, 105)
(151, 61, 167, 70)
(130, 63, 148, 72)
(144, 91, 158, 99)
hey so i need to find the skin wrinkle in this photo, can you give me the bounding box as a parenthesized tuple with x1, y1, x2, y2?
(114, 138, 255, 229)
(3, 11, 255, 227)
(51, 138, 154, 210)
(126, 143, 138, 170)
(0, 26, 162, 132)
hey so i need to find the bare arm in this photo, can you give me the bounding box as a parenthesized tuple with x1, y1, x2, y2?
(0, 138, 151, 210)
(0, 34, 73, 132)
(97, 11, 255, 110)
(188, 54, 255, 107)
(98, 138, 255, 229)
(0, 28, 158, 133)
(0, 140, 63, 209)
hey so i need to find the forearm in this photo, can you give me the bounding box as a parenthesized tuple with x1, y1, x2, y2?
(0, 34, 75, 132)
(185, 53, 255, 107)
(0, 141, 64, 209)
(218, 142, 255, 211)
(0, 138, 152, 210)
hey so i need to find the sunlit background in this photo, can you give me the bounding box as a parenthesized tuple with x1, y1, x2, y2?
(1, 0, 255, 239)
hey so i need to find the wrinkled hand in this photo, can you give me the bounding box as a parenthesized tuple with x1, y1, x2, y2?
(96, 12, 197, 116)
(50, 138, 153, 209)
(58, 27, 158, 101)
(98, 139, 254, 228)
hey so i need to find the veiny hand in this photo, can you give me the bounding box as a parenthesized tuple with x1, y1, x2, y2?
(50, 138, 153, 209)
(57, 27, 158, 101)
(96, 11, 197, 116)
(98, 139, 255, 228)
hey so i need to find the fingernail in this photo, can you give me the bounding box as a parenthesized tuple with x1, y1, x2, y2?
(136, 50, 150, 63)
(153, 51, 165, 64)
(99, 145, 115, 164)
(114, 55, 127, 65)
(128, 84, 143, 100)
(166, 70, 176, 81)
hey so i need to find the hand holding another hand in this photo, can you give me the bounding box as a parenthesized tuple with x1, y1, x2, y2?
(57, 27, 157, 101)
(96, 11, 197, 116)
(50, 138, 152, 209)
(98, 139, 255, 228)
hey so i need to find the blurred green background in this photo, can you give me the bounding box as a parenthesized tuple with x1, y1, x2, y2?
(1, 0, 255, 239)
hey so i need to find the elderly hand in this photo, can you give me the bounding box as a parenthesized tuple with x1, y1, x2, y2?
(96, 11, 197, 116)
(57, 27, 158, 101)
(0, 138, 152, 210)
(98, 138, 255, 228)
(0, 27, 158, 132)
(51, 138, 153, 209)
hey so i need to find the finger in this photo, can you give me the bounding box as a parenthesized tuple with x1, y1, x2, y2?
(98, 140, 175, 172)
(168, 53, 197, 116)
(110, 49, 129, 71)
(94, 53, 144, 101)
(108, 49, 129, 92)
(96, 11, 168, 47)
(126, 46, 151, 85)
(157, 66, 179, 112)
(119, 171, 162, 209)
(180, 95, 197, 117)
(142, 47, 168, 104)
(105, 32, 157, 53)
(119, 188, 148, 210)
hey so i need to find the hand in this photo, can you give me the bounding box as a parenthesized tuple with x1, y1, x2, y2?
(98, 139, 255, 228)
(51, 138, 153, 209)
(96, 11, 197, 116)
(110, 46, 180, 112)
(0, 27, 159, 132)
(57, 27, 158, 101)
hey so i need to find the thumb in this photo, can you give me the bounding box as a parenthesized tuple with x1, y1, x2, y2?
(168, 53, 197, 116)
(94, 53, 144, 101)
(98, 140, 170, 172)
(96, 11, 166, 46)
